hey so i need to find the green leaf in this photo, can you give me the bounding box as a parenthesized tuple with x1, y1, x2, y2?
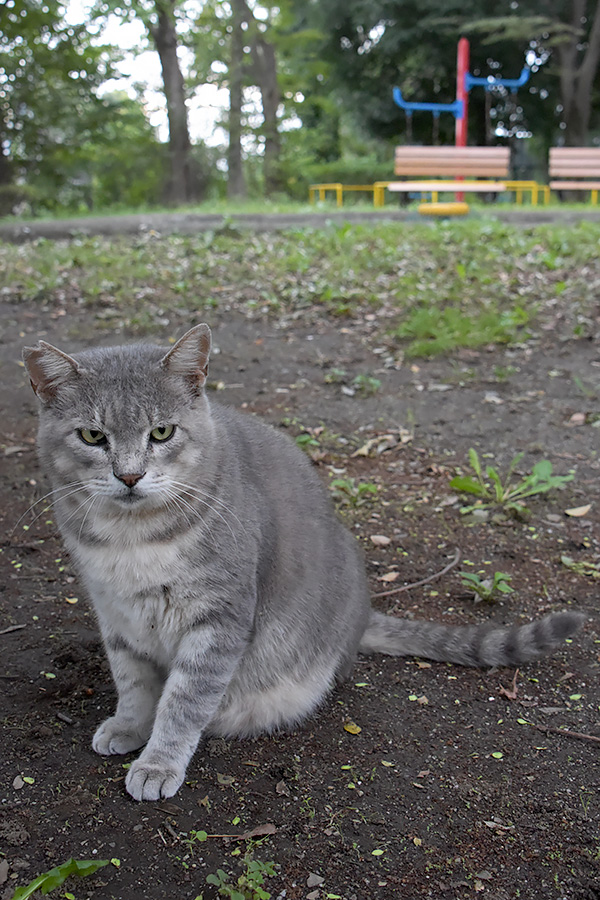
(531, 459, 553, 480)
(11, 858, 109, 900)
(11, 875, 48, 900)
(449, 476, 487, 496)
(496, 581, 514, 594)
(460, 572, 481, 586)
(485, 465, 504, 501)
(468, 447, 482, 478)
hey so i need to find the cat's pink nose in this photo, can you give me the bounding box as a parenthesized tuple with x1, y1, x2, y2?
(115, 471, 145, 488)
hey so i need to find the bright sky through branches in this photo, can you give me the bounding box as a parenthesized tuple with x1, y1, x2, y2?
(64, 0, 228, 145)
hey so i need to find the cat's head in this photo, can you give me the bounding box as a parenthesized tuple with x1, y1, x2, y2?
(22, 324, 215, 512)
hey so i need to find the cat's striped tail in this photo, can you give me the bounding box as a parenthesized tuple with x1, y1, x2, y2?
(359, 609, 585, 667)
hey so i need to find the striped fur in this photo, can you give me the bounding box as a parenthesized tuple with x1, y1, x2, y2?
(23, 325, 584, 801)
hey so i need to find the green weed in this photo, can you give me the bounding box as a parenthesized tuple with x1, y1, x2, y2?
(198, 852, 276, 900)
(329, 477, 378, 506)
(10, 858, 109, 900)
(450, 448, 574, 517)
(560, 555, 600, 579)
(323, 367, 348, 385)
(295, 432, 320, 450)
(460, 570, 514, 602)
(352, 373, 382, 395)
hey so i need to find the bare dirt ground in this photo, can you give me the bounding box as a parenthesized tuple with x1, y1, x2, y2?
(1, 222, 600, 900)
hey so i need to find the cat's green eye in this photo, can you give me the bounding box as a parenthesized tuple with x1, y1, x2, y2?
(79, 428, 107, 446)
(150, 424, 175, 442)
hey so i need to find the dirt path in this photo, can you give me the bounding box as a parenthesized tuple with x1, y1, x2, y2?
(1, 231, 600, 900)
(3, 206, 600, 244)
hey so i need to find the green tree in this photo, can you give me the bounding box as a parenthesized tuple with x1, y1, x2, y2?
(464, 2, 600, 147)
(191, 0, 336, 196)
(0, 0, 113, 210)
(316, 0, 600, 152)
(81, 91, 166, 209)
(92, 0, 207, 204)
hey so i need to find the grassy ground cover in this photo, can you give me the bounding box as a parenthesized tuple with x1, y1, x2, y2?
(2, 218, 600, 356)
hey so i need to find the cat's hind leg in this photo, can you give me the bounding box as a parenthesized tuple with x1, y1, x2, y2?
(93, 634, 165, 756)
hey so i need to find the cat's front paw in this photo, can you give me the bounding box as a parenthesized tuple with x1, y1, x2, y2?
(125, 755, 185, 801)
(92, 717, 151, 756)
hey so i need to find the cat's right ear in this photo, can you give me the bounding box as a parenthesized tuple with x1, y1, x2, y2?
(22, 341, 82, 402)
(160, 323, 212, 393)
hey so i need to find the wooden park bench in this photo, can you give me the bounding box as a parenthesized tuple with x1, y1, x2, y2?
(308, 146, 548, 208)
(388, 145, 509, 202)
(549, 148, 600, 203)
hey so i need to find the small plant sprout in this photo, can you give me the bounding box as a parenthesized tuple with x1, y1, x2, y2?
(449, 448, 574, 517)
(323, 367, 348, 385)
(205, 851, 276, 900)
(460, 570, 515, 603)
(352, 373, 382, 395)
(329, 477, 378, 507)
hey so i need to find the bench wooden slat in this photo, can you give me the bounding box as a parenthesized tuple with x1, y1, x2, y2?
(550, 167, 600, 177)
(550, 181, 600, 190)
(549, 148, 600, 179)
(394, 147, 509, 160)
(388, 181, 506, 192)
(394, 164, 508, 176)
(394, 146, 510, 179)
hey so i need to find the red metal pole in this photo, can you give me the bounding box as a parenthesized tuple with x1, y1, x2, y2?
(456, 36, 469, 147)
(455, 37, 469, 200)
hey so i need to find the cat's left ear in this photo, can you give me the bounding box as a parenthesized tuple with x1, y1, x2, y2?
(160, 324, 212, 392)
(22, 341, 82, 402)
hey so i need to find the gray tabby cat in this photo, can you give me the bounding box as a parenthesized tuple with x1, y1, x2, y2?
(23, 324, 584, 801)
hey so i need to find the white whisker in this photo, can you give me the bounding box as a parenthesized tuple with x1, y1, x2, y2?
(169, 479, 245, 530)
(77, 492, 102, 542)
(12, 481, 89, 536)
(168, 484, 241, 548)
(160, 481, 241, 549)
(58, 489, 102, 533)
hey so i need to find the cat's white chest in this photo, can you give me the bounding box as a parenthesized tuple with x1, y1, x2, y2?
(74, 538, 181, 597)
(73, 534, 187, 663)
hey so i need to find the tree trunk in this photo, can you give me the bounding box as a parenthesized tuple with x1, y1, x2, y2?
(149, 1, 199, 205)
(557, 0, 600, 146)
(227, 0, 247, 199)
(251, 35, 282, 195)
(236, 0, 282, 194)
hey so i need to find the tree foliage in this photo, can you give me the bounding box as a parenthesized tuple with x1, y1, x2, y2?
(3, 0, 600, 213)
(0, 0, 167, 212)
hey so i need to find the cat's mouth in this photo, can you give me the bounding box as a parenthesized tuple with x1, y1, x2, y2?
(113, 487, 147, 507)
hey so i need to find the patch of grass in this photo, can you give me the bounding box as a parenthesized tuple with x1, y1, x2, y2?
(4, 219, 600, 351)
(450, 448, 574, 517)
(393, 304, 530, 357)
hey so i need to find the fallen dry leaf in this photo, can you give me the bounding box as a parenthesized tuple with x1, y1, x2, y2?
(216, 773, 235, 786)
(343, 720, 362, 734)
(564, 504, 592, 517)
(370, 534, 391, 547)
(499, 669, 519, 700)
(239, 823, 277, 840)
(378, 571, 399, 583)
